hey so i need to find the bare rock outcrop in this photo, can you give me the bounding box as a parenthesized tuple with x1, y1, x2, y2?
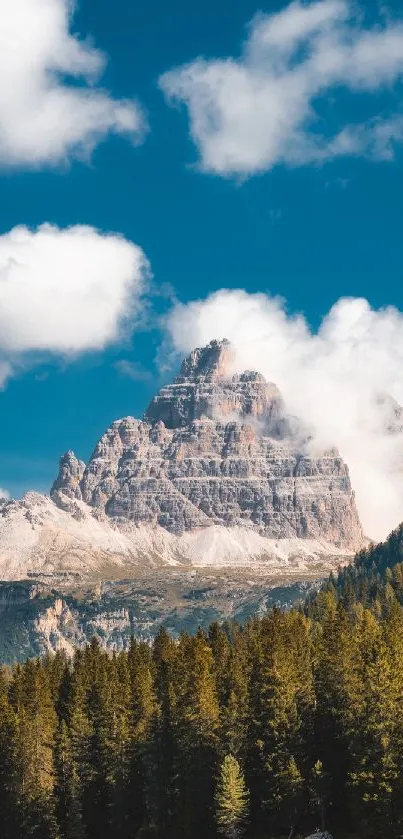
(52, 451, 85, 502)
(144, 338, 291, 435)
(51, 340, 363, 551)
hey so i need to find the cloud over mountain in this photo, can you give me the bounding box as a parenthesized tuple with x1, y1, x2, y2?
(0, 224, 149, 384)
(160, 0, 403, 176)
(0, 0, 146, 167)
(166, 289, 403, 540)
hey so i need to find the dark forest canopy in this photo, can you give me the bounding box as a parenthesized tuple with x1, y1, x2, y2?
(307, 522, 403, 618)
(2, 599, 403, 839)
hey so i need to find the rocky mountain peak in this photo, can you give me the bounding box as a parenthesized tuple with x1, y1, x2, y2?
(177, 338, 233, 382)
(144, 339, 288, 431)
(48, 340, 363, 551)
(52, 451, 85, 502)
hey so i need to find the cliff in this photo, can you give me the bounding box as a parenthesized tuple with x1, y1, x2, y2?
(51, 339, 363, 550)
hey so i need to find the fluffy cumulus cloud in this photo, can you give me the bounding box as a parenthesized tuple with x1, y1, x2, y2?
(160, 0, 403, 176)
(166, 289, 403, 540)
(0, 0, 145, 167)
(0, 224, 149, 383)
(0, 488, 10, 500)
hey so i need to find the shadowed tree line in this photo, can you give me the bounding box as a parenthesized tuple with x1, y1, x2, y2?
(307, 522, 403, 617)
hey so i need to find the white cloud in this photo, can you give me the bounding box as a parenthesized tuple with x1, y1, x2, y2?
(0, 488, 10, 500)
(114, 359, 152, 381)
(166, 289, 403, 541)
(0, 224, 149, 384)
(0, 0, 146, 167)
(160, 0, 403, 176)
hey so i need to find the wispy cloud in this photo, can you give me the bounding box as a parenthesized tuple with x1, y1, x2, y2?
(114, 359, 152, 382)
(166, 289, 403, 540)
(160, 0, 403, 177)
(0, 0, 146, 167)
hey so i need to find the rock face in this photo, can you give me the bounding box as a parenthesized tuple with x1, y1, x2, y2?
(145, 338, 289, 433)
(0, 491, 356, 582)
(51, 339, 363, 551)
(0, 576, 320, 664)
(51, 451, 85, 502)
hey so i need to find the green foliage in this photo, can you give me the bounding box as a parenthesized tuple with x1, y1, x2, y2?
(215, 754, 249, 839)
(307, 522, 403, 617)
(3, 594, 403, 837)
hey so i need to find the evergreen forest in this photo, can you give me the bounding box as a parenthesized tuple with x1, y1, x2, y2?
(310, 522, 403, 615)
(2, 589, 403, 839)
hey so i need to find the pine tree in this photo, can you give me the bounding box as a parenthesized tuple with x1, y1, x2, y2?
(384, 603, 403, 836)
(215, 754, 249, 839)
(121, 639, 157, 839)
(215, 626, 249, 759)
(347, 610, 397, 836)
(246, 610, 314, 836)
(109, 651, 134, 839)
(149, 628, 178, 839)
(12, 659, 58, 838)
(82, 653, 117, 839)
(309, 759, 330, 833)
(313, 601, 359, 832)
(0, 692, 22, 838)
(54, 719, 84, 839)
(279, 756, 304, 839)
(173, 630, 220, 839)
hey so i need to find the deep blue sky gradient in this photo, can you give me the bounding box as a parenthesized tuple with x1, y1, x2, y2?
(1, 0, 403, 496)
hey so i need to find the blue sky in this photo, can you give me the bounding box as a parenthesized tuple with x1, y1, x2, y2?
(1, 0, 403, 500)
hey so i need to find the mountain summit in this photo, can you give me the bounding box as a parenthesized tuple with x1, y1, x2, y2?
(0, 340, 364, 586)
(144, 338, 287, 431)
(50, 339, 362, 549)
(175, 337, 233, 381)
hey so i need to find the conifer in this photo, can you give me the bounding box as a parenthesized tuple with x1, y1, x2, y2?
(215, 754, 249, 839)
(0, 692, 22, 838)
(2, 596, 403, 838)
(54, 719, 85, 839)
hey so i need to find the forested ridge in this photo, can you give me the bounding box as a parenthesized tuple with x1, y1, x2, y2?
(308, 522, 403, 615)
(2, 596, 403, 839)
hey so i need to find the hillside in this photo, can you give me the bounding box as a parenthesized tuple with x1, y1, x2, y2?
(307, 523, 403, 615)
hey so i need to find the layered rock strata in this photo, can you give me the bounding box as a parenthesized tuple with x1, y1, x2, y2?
(51, 340, 363, 550)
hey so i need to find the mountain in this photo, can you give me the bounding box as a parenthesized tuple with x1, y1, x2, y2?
(0, 339, 364, 582)
(50, 338, 362, 549)
(0, 339, 366, 658)
(0, 490, 353, 583)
